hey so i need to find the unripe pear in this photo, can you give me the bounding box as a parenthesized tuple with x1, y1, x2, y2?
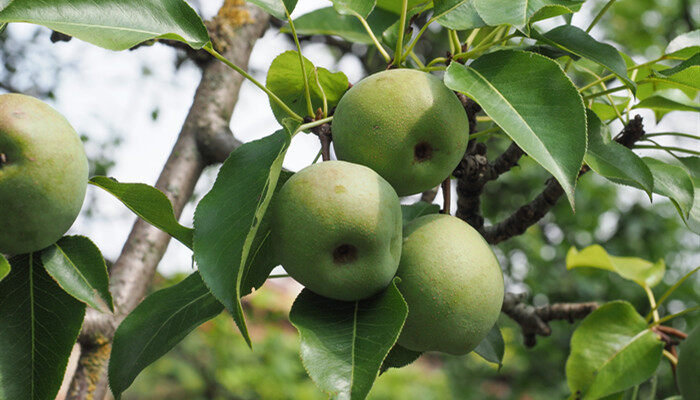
(273, 161, 402, 301)
(0, 94, 88, 255)
(332, 69, 469, 196)
(397, 214, 504, 355)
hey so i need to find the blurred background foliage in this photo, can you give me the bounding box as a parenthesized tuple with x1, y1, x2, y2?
(1, 0, 697, 399)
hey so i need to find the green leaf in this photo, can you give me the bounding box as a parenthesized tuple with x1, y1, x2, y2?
(677, 156, 700, 234)
(240, 169, 294, 296)
(566, 245, 665, 288)
(248, 0, 298, 20)
(0, 253, 85, 400)
(665, 30, 700, 59)
(108, 272, 223, 399)
(374, 0, 426, 15)
(536, 25, 635, 92)
(289, 278, 408, 400)
(566, 301, 664, 399)
(401, 201, 440, 225)
(643, 157, 695, 220)
(284, 7, 398, 45)
(632, 91, 700, 121)
(379, 344, 422, 374)
(473, 323, 505, 369)
(90, 176, 194, 249)
(0, 0, 209, 51)
(584, 110, 653, 197)
(590, 96, 630, 121)
(471, 0, 584, 27)
(266, 51, 349, 122)
(333, 0, 376, 18)
(41, 236, 113, 313)
(193, 130, 291, 347)
(445, 50, 586, 209)
(433, 0, 468, 20)
(436, 0, 485, 30)
(655, 53, 700, 78)
(0, 254, 8, 282)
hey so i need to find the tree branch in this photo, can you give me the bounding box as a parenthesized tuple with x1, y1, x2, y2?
(481, 115, 645, 244)
(66, 2, 270, 399)
(502, 293, 599, 347)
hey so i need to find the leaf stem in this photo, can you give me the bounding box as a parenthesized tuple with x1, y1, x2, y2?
(645, 132, 700, 140)
(402, 17, 436, 61)
(393, 0, 409, 67)
(353, 11, 392, 63)
(662, 350, 678, 365)
(408, 51, 425, 68)
(286, 7, 315, 118)
(426, 57, 447, 67)
(205, 45, 303, 121)
(470, 125, 502, 140)
(452, 32, 517, 61)
(582, 85, 628, 99)
(650, 306, 700, 327)
(586, 0, 616, 33)
(635, 144, 700, 156)
(646, 266, 699, 322)
(579, 56, 665, 92)
(449, 29, 461, 54)
(297, 116, 333, 133)
(313, 69, 328, 117)
(644, 285, 660, 323)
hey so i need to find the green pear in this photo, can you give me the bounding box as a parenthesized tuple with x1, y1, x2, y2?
(0, 94, 88, 255)
(273, 161, 402, 301)
(677, 324, 700, 399)
(397, 214, 504, 355)
(332, 69, 469, 196)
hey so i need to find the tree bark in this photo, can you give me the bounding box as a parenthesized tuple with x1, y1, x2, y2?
(66, 2, 270, 399)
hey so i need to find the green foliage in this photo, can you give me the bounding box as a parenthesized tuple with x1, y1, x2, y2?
(445, 50, 586, 208)
(643, 157, 695, 223)
(400, 201, 441, 225)
(535, 24, 635, 91)
(266, 51, 349, 123)
(677, 325, 700, 399)
(284, 7, 398, 45)
(90, 177, 194, 248)
(566, 301, 664, 399)
(0, 253, 85, 400)
(567, 245, 665, 288)
(109, 273, 223, 399)
(380, 344, 422, 374)
(0, 254, 9, 282)
(0, 0, 209, 51)
(473, 324, 505, 369)
(289, 278, 408, 400)
(468, 0, 584, 28)
(41, 235, 113, 313)
(248, 0, 298, 20)
(584, 110, 654, 197)
(194, 130, 290, 346)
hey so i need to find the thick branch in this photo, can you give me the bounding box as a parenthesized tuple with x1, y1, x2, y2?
(502, 293, 598, 347)
(66, 3, 269, 399)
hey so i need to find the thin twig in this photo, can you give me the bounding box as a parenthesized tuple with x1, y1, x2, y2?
(501, 293, 598, 347)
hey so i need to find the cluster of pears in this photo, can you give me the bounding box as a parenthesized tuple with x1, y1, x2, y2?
(0, 93, 88, 255)
(274, 69, 504, 355)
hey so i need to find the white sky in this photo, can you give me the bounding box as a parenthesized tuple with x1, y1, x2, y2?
(3, 0, 698, 276)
